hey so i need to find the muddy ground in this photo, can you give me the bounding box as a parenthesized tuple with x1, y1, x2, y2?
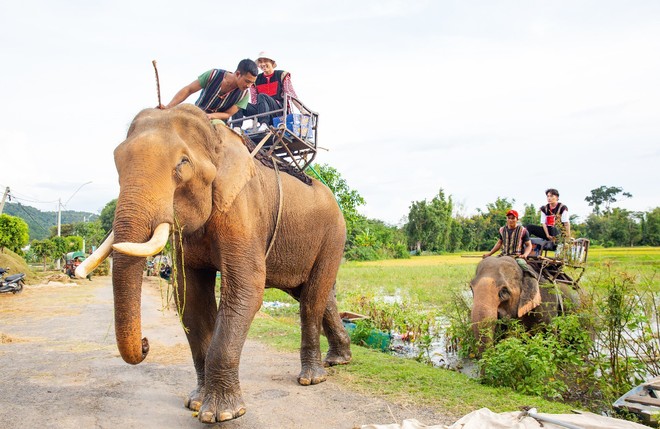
(0, 275, 451, 429)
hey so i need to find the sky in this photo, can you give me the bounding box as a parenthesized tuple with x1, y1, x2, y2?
(1, 0, 658, 226)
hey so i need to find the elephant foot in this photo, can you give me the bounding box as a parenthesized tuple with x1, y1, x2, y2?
(184, 386, 205, 412)
(198, 390, 246, 424)
(323, 348, 352, 367)
(297, 364, 327, 386)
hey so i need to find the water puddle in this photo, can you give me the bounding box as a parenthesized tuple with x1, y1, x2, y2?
(389, 326, 479, 378)
(262, 297, 480, 378)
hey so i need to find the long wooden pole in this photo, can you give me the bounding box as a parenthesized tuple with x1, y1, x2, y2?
(152, 60, 161, 107)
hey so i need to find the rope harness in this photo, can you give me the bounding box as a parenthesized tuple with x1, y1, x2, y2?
(265, 161, 283, 259)
(533, 258, 565, 315)
(239, 131, 291, 259)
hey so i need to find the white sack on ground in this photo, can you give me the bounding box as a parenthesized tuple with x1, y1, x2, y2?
(361, 407, 651, 429)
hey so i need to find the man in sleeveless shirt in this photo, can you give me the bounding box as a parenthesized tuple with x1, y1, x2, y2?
(525, 188, 571, 246)
(483, 210, 536, 277)
(160, 59, 258, 123)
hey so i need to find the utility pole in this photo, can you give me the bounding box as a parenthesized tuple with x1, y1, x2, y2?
(56, 181, 92, 270)
(57, 198, 62, 237)
(0, 187, 10, 214)
(57, 198, 62, 270)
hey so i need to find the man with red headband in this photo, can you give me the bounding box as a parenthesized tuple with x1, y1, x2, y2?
(483, 210, 536, 277)
(483, 210, 533, 259)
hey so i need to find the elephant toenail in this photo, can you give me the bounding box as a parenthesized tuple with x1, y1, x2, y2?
(200, 411, 215, 423)
(219, 411, 233, 421)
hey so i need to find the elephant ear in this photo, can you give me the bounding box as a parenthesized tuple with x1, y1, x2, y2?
(212, 126, 256, 214)
(517, 277, 542, 318)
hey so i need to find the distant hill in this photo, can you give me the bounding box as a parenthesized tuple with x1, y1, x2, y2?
(3, 202, 98, 241)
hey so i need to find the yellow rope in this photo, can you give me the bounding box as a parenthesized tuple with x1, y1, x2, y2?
(265, 159, 283, 260)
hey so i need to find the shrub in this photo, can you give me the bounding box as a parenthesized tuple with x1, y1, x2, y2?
(479, 334, 568, 399)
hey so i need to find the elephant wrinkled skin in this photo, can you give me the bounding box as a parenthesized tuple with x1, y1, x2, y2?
(92, 105, 351, 423)
(470, 256, 579, 351)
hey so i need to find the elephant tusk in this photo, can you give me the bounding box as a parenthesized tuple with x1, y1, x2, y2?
(112, 223, 171, 257)
(75, 231, 115, 278)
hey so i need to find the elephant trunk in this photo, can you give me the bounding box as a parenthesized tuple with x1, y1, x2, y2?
(111, 195, 165, 365)
(471, 298, 499, 355)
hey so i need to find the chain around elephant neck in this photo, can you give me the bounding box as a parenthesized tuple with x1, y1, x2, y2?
(265, 159, 283, 260)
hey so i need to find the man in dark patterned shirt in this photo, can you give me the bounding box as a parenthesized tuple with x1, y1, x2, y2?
(483, 210, 537, 278)
(161, 59, 258, 123)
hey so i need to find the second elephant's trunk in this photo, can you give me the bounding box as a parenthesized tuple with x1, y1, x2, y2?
(471, 303, 498, 353)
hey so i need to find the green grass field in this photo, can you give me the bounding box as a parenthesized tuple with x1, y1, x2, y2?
(256, 247, 660, 418)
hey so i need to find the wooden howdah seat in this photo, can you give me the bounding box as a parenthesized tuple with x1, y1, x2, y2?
(227, 95, 319, 172)
(527, 238, 590, 288)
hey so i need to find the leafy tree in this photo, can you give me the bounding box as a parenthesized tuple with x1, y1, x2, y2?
(457, 215, 493, 251)
(64, 235, 84, 253)
(51, 236, 68, 264)
(585, 186, 632, 215)
(519, 204, 537, 227)
(99, 199, 117, 233)
(448, 221, 463, 253)
(607, 209, 641, 247)
(306, 164, 366, 247)
(643, 207, 660, 246)
(73, 220, 107, 252)
(344, 217, 408, 261)
(583, 209, 646, 247)
(405, 189, 454, 253)
(0, 214, 29, 254)
(406, 200, 432, 253)
(30, 239, 57, 271)
(584, 214, 608, 245)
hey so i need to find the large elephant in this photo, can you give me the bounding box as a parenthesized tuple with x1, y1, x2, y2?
(77, 104, 351, 423)
(470, 256, 579, 351)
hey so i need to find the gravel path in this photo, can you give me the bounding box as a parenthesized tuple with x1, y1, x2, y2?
(0, 275, 450, 429)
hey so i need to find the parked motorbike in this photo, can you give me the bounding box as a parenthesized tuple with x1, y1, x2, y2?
(145, 260, 156, 276)
(159, 264, 172, 281)
(0, 267, 26, 294)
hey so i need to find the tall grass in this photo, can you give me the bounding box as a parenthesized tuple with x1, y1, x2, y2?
(256, 247, 660, 418)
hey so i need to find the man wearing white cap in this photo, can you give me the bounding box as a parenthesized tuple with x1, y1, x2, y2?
(236, 51, 302, 128)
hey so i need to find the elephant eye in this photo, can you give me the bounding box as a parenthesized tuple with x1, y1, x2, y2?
(498, 287, 510, 300)
(174, 156, 192, 180)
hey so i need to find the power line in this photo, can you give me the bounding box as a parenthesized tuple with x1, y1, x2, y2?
(0, 183, 59, 206)
(11, 194, 59, 205)
(15, 202, 51, 236)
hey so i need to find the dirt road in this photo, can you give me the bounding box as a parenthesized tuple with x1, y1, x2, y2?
(0, 276, 449, 429)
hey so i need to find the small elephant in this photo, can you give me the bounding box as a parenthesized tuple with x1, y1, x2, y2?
(470, 256, 578, 351)
(77, 105, 351, 423)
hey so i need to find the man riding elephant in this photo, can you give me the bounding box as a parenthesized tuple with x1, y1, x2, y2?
(482, 209, 537, 279)
(160, 59, 259, 124)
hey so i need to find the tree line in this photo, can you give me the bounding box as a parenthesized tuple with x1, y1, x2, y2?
(315, 168, 660, 260)
(1, 166, 657, 265)
(0, 200, 116, 268)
